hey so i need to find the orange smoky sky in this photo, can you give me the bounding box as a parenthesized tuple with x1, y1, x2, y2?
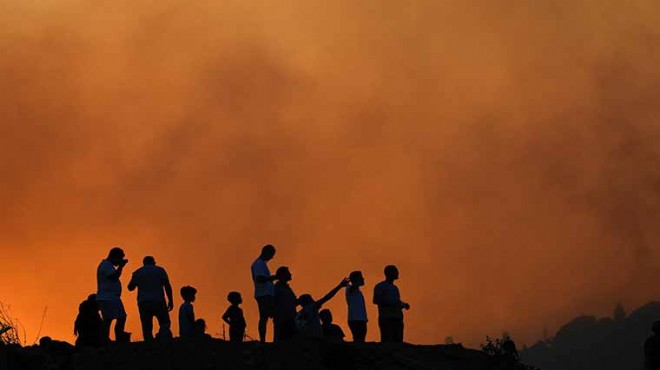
(1, 0, 660, 346)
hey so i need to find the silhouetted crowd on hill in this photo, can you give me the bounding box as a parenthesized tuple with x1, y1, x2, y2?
(73, 244, 410, 347)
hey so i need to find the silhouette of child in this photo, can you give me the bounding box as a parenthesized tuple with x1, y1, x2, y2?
(74, 294, 103, 348)
(373, 265, 409, 343)
(296, 278, 350, 339)
(222, 291, 246, 342)
(179, 286, 197, 339)
(273, 266, 297, 342)
(194, 319, 212, 340)
(319, 309, 345, 342)
(645, 321, 660, 370)
(345, 271, 368, 342)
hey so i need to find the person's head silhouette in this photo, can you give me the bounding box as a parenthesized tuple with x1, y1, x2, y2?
(143, 256, 155, 266)
(653, 320, 660, 335)
(195, 319, 206, 334)
(275, 266, 292, 282)
(349, 271, 365, 287)
(384, 265, 399, 282)
(107, 247, 126, 267)
(181, 286, 197, 303)
(297, 294, 314, 308)
(228, 291, 242, 305)
(319, 309, 333, 325)
(260, 244, 276, 261)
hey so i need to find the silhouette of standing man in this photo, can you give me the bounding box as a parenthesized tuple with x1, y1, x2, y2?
(127, 256, 174, 341)
(96, 247, 130, 343)
(373, 265, 410, 343)
(251, 244, 277, 342)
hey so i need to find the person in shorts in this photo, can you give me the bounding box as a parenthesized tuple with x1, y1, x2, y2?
(127, 256, 174, 341)
(251, 244, 277, 342)
(96, 247, 130, 344)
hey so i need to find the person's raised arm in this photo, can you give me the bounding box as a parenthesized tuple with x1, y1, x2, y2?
(317, 278, 350, 308)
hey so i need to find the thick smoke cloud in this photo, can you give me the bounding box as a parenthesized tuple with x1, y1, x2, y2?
(1, 0, 659, 345)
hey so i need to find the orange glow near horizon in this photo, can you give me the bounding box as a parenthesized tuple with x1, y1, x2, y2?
(1, 0, 660, 347)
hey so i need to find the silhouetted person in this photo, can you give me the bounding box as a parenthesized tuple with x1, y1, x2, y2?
(251, 244, 277, 343)
(273, 266, 297, 342)
(74, 294, 102, 348)
(296, 278, 350, 339)
(345, 271, 367, 342)
(127, 256, 174, 342)
(222, 291, 246, 343)
(179, 286, 197, 339)
(501, 337, 519, 366)
(373, 265, 409, 343)
(194, 319, 212, 340)
(96, 247, 130, 344)
(645, 321, 660, 370)
(319, 309, 345, 342)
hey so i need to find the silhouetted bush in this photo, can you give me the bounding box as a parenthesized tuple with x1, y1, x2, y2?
(0, 302, 24, 345)
(481, 336, 539, 370)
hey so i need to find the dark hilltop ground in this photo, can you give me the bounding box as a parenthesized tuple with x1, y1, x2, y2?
(2, 339, 528, 370)
(3, 301, 660, 370)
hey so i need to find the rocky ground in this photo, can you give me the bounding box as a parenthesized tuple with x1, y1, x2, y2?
(1, 338, 522, 370)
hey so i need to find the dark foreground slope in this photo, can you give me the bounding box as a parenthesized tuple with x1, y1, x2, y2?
(2, 339, 520, 370)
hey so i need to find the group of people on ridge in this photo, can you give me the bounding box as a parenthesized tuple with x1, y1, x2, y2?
(74, 244, 410, 347)
(251, 244, 409, 343)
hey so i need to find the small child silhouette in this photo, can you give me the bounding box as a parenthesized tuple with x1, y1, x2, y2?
(74, 294, 103, 348)
(296, 278, 349, 339)
(319, 309, 345, 342)
(222, 291, 247, 342)
(194, 319, 212, 340)
(179, 286, 197, 339)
